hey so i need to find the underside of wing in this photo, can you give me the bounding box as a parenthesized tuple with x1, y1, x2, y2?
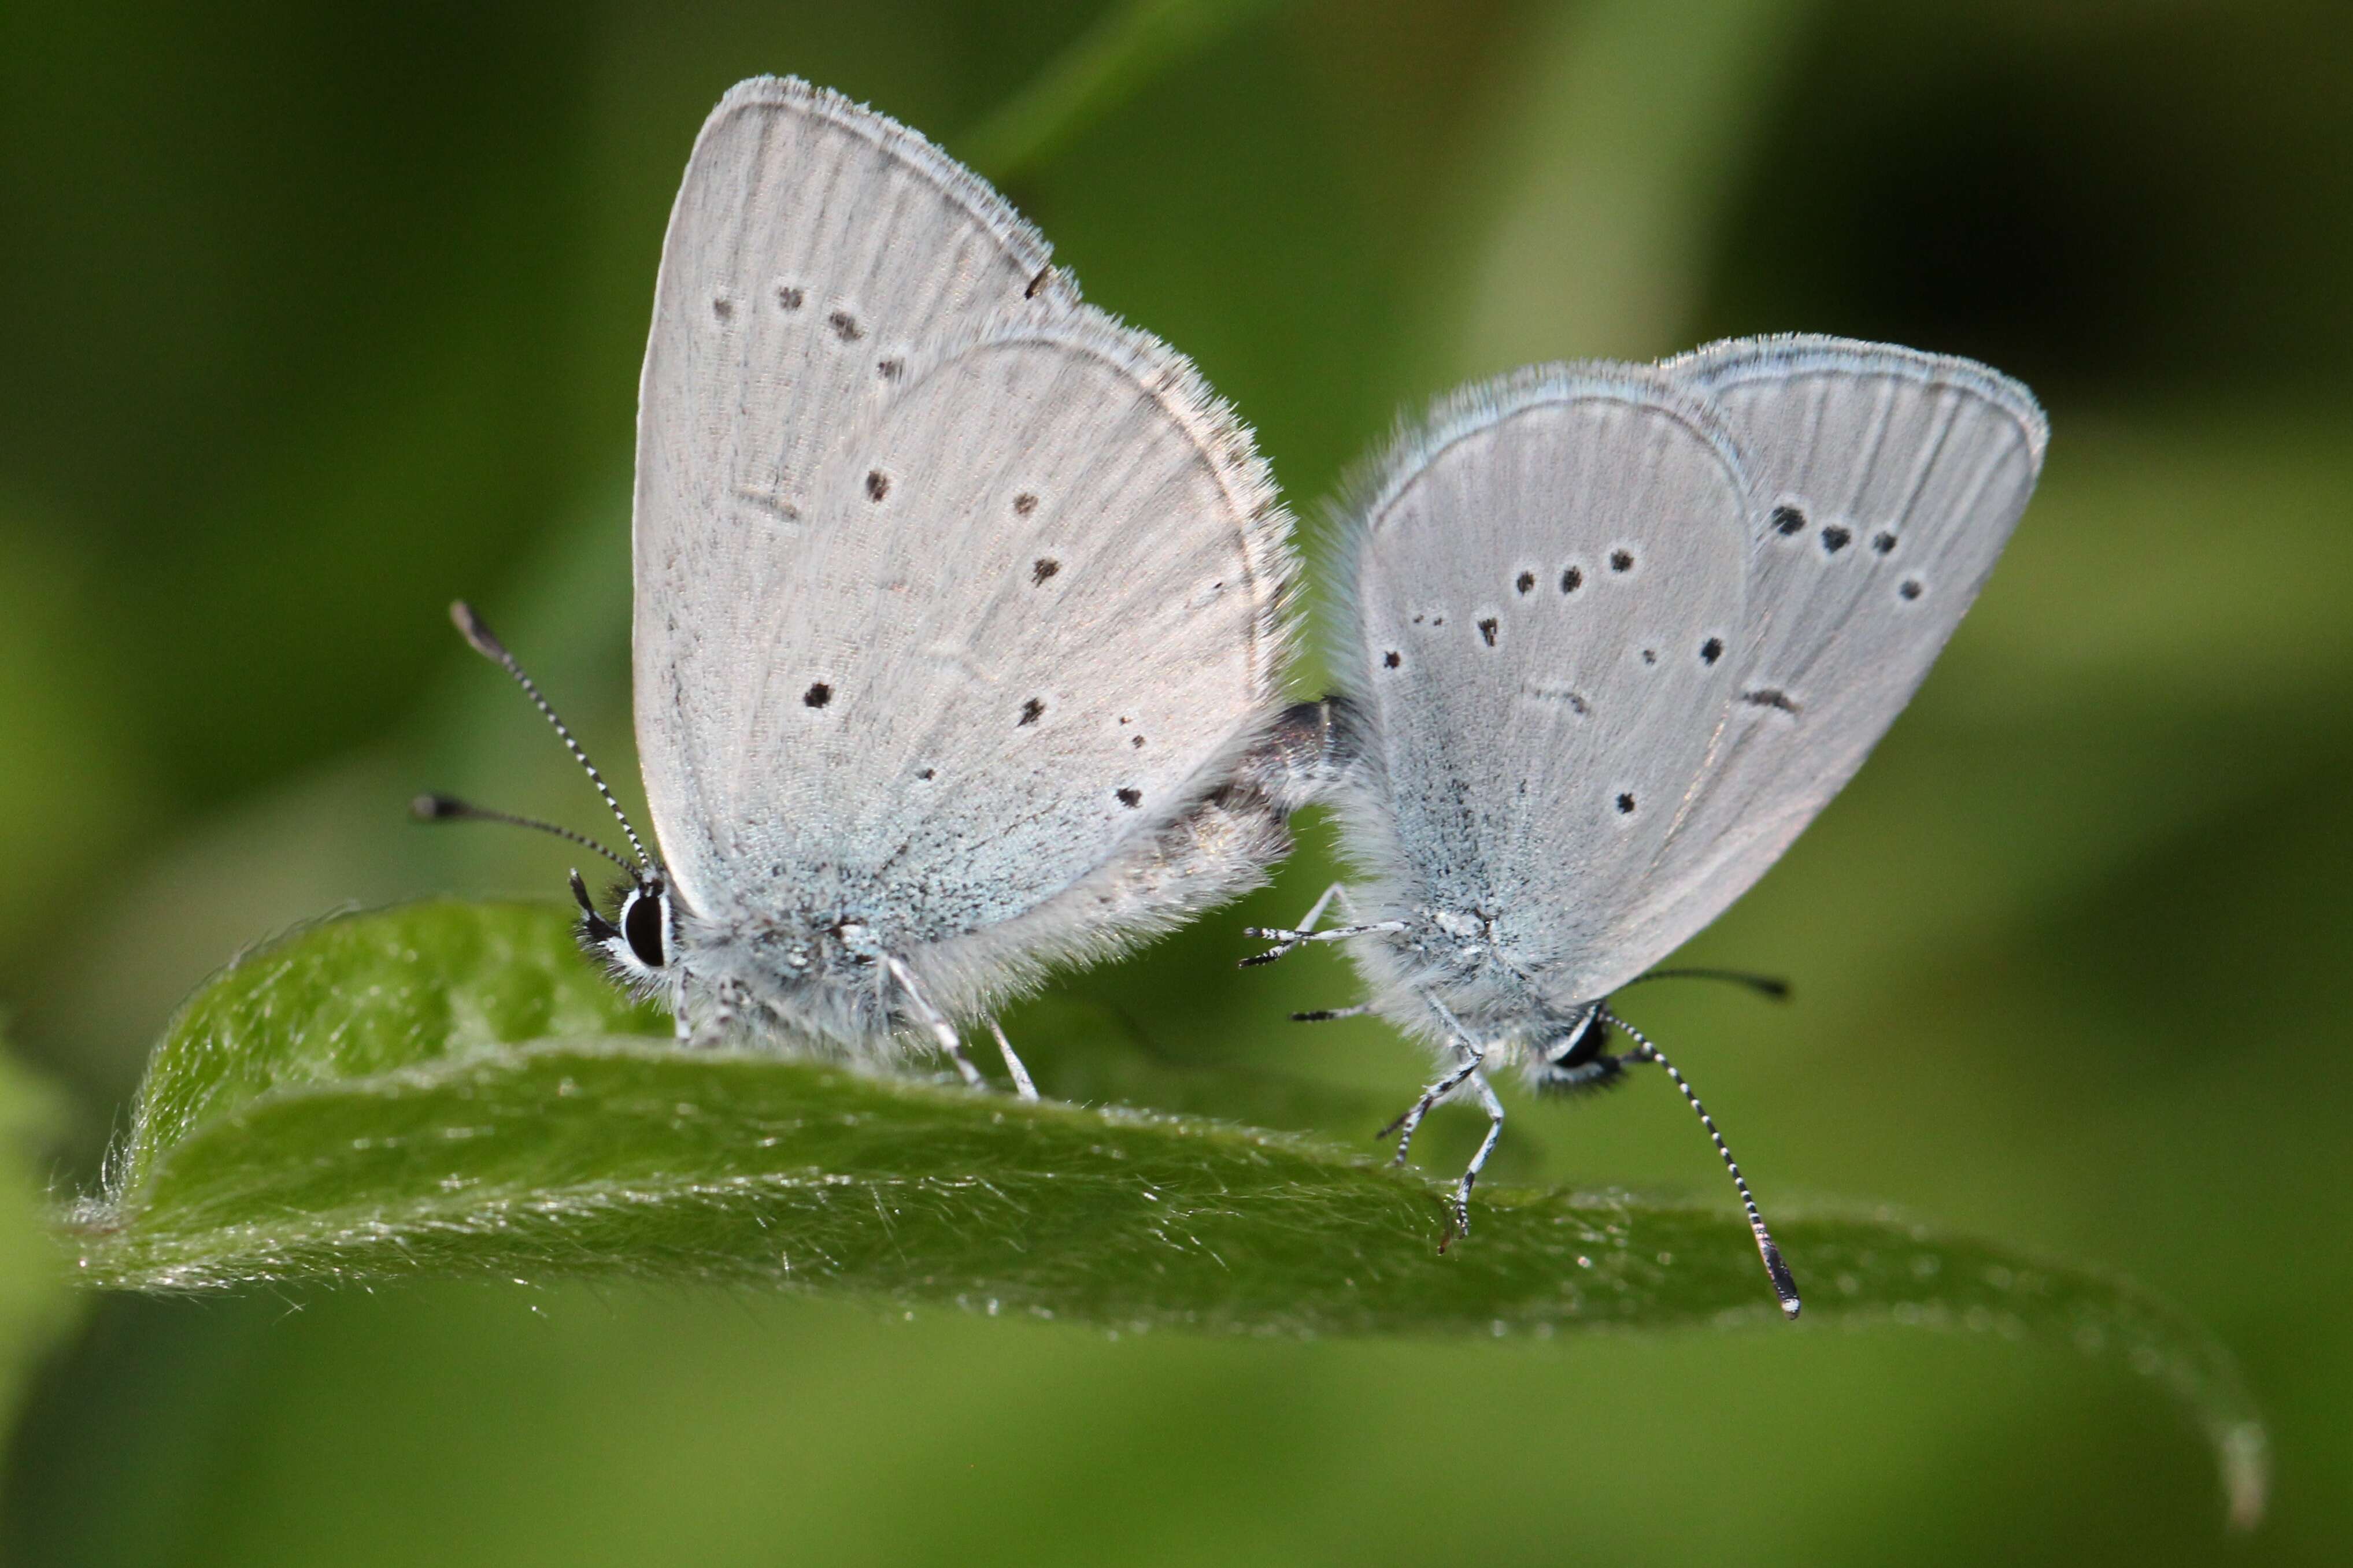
(1621, 335, 2048, 965)
(1331, 366, 1751, 1002)
(633, 76, 1074, 898)
(658, 305, 1295, 951)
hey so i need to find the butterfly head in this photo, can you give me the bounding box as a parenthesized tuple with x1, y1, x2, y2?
(572, 868, 676, 985)
(421, 603, 682, 997)
(1526, 1004, 1629, 1095)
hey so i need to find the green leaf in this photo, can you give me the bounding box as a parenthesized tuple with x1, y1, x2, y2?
(73, 904, 2266, 1528)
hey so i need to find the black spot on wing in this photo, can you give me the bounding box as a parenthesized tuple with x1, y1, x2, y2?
(828, 310, 863, 342)
(1515, 571, 1536, 595)
(1031, 558, 1060, 585)
(1771, 504, 1806, 536)
(1701, 636, 1724, 666)
(1478, 618, 1499, 647)
(804, 683, 833, 709)
(1018, 697, 1045, 726)
(1561, 566, 1584, 593)
(1116, 788, 1141, 809)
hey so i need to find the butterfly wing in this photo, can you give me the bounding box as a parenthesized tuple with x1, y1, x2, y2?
(1608, 335, 2048, 970)
(1330, 367, 1751, 1014)
(633, 76, 1077, 906)
(670, 302, 1292, 968)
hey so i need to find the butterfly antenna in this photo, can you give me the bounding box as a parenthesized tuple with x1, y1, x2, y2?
(409, 794, 637, 877)
(1622, 966, 1790, 1000)
(1599, 1008, 1801, 1319)
(447, 600, 653, 872)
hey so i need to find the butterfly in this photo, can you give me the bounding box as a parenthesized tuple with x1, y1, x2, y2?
(421, 77, 1329, 1093)
(1248, 339, 2047, 1310)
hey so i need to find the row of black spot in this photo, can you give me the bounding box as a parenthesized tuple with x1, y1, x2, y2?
(802, 685, 1057, 728)
(708, 285, 865, 343)
(709, 289, 905, 383)
(1771, 502, 1909, 562)
(799, 683, 1148, 810)
(858, 477, 1046, 513)
(1379, 630, 1732, 673)
(1774, 499, 1927, 600)
(1500, 555, 1634, 600)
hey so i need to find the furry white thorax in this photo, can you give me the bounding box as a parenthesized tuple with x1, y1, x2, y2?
(1342, 901, 1603, 1084)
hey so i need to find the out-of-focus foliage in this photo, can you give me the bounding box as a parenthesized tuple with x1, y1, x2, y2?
(0, 1044, 75, 1495)
(2, 0, 2347, 1563)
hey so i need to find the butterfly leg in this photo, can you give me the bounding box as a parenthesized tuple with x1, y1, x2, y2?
(987, 1017, 1040, 1101)
(1440, 1071, 1507, 1247)
(883, 955, 984, 1088)
(1242, 886, 1405, 968)
(1238, 880, 1343, 966)
(1379, 1047, 1482, 1166)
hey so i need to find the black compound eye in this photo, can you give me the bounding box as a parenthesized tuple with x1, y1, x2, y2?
(1556, 1010, 1612, 1070)
(622, 889, 666, 969)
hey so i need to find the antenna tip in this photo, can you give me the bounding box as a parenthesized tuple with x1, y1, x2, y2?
(411, 792, 466, 821)
(449, 600, 507, 661)
(1761, 1240, 1802, 1319)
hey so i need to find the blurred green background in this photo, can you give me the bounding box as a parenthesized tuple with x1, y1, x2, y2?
(3, 0, 2350, 1562)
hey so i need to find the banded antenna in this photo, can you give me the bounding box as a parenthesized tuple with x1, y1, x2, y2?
(1598, 1009, 1802, 1319)
(409, 794, 635, 876)
(427, 600, 656, 874)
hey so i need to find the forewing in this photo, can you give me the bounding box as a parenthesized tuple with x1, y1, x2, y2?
(1333, 367, 1750, 999)
(657, 304, 1294, 945)
(634, 76, 1074, 899)
(1621, 335, 2048, 965)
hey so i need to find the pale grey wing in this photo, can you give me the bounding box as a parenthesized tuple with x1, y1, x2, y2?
(663, 303, 1294, 956)
(1618, 335, 2048, 967)
(634, 76, 1076, 900)
(1332, 366, 1749, 1000)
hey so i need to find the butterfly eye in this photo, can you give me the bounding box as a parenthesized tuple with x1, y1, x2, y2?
(623, 888, 667, 969)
